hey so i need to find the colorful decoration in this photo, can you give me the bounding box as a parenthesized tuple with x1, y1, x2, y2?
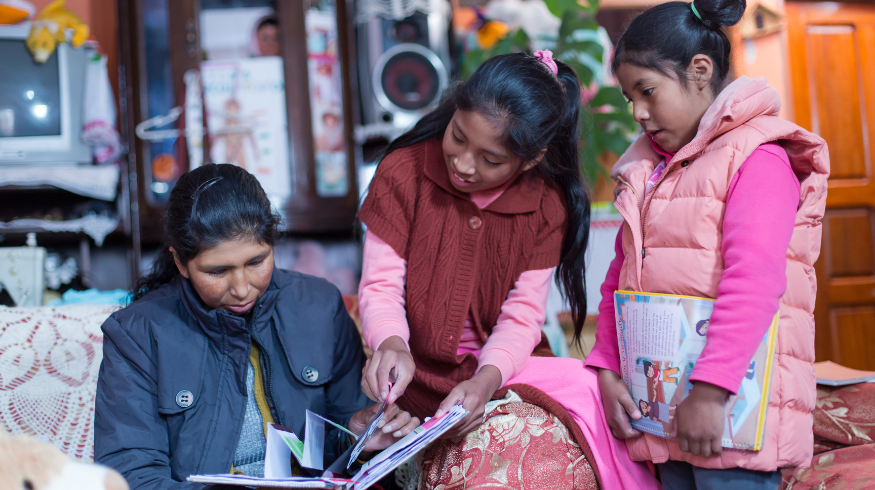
(26, 0, 90, 63)
(0, 0, 34, 25)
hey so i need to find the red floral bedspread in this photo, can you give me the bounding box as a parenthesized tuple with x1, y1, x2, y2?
(781, 383, 875, 489)
(420, 400, 598, 490)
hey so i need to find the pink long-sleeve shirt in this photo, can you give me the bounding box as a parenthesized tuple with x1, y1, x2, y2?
(585, 142, 801, 394)
(359, 180, 553, 386)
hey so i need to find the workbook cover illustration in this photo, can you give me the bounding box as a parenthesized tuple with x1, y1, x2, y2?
(614, 290, 779, 451)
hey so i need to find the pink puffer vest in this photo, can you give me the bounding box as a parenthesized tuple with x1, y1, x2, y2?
(611, 77, 830, 471)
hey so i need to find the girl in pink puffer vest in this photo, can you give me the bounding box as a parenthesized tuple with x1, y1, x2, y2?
(583, 0, 830, 488)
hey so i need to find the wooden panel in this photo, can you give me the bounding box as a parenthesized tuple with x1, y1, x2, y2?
(806, 25, 868, 180)
(825, 209, 875, 278)
(788, 3, 875, 368)
(830, 307, 875, 370)
(276, 0, 360, 232)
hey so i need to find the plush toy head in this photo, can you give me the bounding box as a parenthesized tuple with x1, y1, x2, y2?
(26, 21, 58, 63)
(0, 432, 128, 490)
(26, 0, 90, 63)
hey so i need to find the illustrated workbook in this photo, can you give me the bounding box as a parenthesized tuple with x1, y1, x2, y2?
(614, 291, 779, 451)
(188, 405, 469, 489)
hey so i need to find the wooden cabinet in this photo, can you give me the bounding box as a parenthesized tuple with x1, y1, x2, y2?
(787, 2, 875, 370)
(117, 0, 360, 251)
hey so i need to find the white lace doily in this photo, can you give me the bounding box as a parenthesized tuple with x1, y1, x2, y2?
(0, 165, 119, 201)
(0, 305, 120, 461)
(0, 215, 120, 246)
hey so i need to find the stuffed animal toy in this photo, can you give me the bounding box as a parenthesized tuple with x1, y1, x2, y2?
(0, 0, 34, 24)
(26, 0, 89, 63)
(0, 431, 128, 490)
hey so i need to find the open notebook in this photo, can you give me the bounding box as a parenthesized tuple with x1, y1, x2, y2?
(188, 405, 468, 489)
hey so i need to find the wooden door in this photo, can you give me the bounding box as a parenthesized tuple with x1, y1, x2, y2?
(787, 3, 875, 370)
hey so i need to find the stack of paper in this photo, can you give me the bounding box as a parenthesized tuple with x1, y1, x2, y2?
(815, 361, 875, 386)
(187, 475, 347, 488)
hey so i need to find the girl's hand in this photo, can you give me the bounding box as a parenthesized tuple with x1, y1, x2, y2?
(598, 368, 643, 439)
(672, 381, 727, 458)
(362, 336, 415, 403)
(435, 365, 502, 439)
(348, 402, 420, 452)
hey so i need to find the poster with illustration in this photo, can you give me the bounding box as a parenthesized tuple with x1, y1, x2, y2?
(201, 57, 291, 210)
(306, 9, 349, 197)
(614, 291, 779, 451)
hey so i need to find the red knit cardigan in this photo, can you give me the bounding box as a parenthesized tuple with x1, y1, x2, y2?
(359, 139, 602, 484)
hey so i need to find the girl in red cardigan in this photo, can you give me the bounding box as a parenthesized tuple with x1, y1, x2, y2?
(358, 53, 658, 489)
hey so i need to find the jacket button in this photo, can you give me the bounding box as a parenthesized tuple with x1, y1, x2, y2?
(681, 160, 690, 167)
(468, 216, 482, 230)
(302, 366, 319, 383)
(176, 390, 194, 408)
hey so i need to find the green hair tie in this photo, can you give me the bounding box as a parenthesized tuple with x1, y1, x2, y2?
(690, 1, 703, 22)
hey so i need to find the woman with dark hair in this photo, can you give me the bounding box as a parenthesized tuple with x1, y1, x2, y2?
(94, 164, 419, 489)
(588, 0, 829, 487)
(357, 52, 658, 489)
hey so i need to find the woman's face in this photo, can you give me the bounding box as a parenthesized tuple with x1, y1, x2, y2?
(616, 59, 715, 153)
(172, 236, 274, 315)
(441, 110, 542, 193)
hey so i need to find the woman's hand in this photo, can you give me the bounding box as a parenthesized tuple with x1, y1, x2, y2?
(673, 381, 727, 458)
(435, 365, 503, 439)
(598, 368, 643, 440)
(362, 336, 415, 403)
(348, 402, 420, 452)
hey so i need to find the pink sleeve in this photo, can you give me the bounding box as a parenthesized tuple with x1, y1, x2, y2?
(477, 268, 553, 385)
(689, 144, 801, 394)
(584, 227, 625, 374)
(358, 231, 411, 351)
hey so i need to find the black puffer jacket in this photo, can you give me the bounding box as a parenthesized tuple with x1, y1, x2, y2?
(95, 269, 370, 489)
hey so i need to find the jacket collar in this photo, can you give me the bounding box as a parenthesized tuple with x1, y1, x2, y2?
(422, 138, 546, 215)
(177, 267, 282, 339)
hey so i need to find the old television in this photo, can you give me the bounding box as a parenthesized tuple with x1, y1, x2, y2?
(0, 25, 90, 165)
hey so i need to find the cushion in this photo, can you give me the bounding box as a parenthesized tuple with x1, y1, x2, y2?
(813, 383, 875, 448)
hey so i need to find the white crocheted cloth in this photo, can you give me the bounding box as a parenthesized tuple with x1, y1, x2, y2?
(0, 305, 120, 461)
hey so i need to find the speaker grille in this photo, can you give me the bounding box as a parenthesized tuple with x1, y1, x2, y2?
(373, 43, 447, 114)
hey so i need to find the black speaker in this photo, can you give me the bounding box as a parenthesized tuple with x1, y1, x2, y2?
(356, 2, 451, 137)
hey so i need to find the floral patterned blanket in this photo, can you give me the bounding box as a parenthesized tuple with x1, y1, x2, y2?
(781, 383, 875, 489)
(419, 392, 598, 490)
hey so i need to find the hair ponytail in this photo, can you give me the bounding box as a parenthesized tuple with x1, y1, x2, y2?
(379, 53, 592, 347)
(551, 61, 591, 347)
(131, 164, 280, 301)
(612, 0, 746, 90)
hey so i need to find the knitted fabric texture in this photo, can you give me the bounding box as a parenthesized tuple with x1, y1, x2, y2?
(358, 138, 567, 418)
(232, 361, 267, 477)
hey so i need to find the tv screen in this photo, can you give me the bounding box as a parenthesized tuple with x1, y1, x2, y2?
(0, 39, 62, 138)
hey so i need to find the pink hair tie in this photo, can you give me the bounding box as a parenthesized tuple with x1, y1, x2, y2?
(533, 49, 558, 75)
